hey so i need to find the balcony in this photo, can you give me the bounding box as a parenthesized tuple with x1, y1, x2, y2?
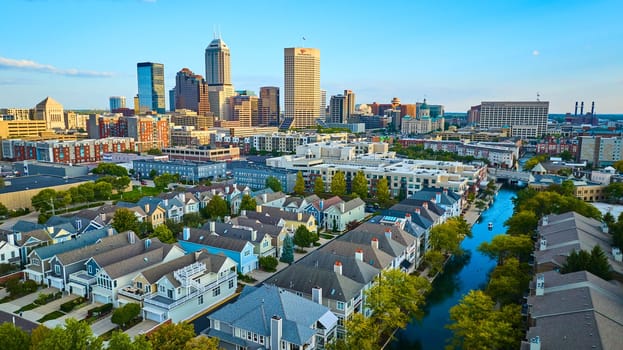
(69, 271, 96, 286)
(117, 286, 151, 301)
(144, 272, 236, 310)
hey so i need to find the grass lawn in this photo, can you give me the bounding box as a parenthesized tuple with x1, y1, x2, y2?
(38, 310, 65, 323)
(114, 186, 162, 202)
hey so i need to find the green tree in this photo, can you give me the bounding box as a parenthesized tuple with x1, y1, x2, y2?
(0, 177, 4, 188)
(293, 171, 306, 195)
(330, 171, 346, 196)
(92, 163, 128, 177)
(202, 196, 230, 220)
(504, 210, 538, 236)
(0, 322, 31, 350)
(111, 303, 141, 328)
(182, 336, 220, 350)
(604, 182, 623, 203)
(108, 331, 152, 350)
(447, 290, 522, 350)
(0, 202, 9, 218)
(146, 148, 163, 156)
(35, 318, 102, 350)
(559, 150, 574, 161)
(563, 246, 612, 280)
(31, 188, 58, 212)
(376, 177, 390, 205)
(147, 322, 195, 350)
(293, 225, 317, 248)
(265, 176, 282, 192)
(478, 234, 534, 264)
(93, 181, 113, 200)
(151, 224, 176, 243)
(351, 170, 368, 199)
(182, 213, 205, 228)
(424, 250, 445, 276)
(522, 154, 549, 171)
(239, 194, 257, 213)
(603, 211, 615, 227)
(114, 176, 132, 195)
(259, 256, 279, 272)
(149, 169, 158, 179)
(328, 313, 379, 350)
(429, 219, 465, 255)
(486, 257, 532, 305)
(313, 176, 325, 195)
(112, 208, 139, 233)
(29, 325, 51, 350)
(280, 234, 294, 264)
(614, 160, 623, 173)
(154, 173, 179, 190)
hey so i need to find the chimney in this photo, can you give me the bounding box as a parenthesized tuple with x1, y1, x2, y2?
(107, 227, 114, 237)
(319, 199, 324, 210)
(209, 221, 215, 233)
(334, 261, 342, 275)
(270, 316, 282, 350)
(541, 215, 548, 226)
(7, 233, 15, 246)
(355, 249, 363, 261)
(128, 231, 136, 244)
(371, 237, 379, 249)
(384, 227, 392, 240)
(256, 205, 262, 212)
(574, 101, 578, 116)
(339, 202, 345, 213)
(225, 186, 229, 194)
(443, 188, 448, 195)
(241, 209, 247, 217)
(312, 286, 323, 305)
(535, 274, 545, 296)
(612, 247, 622, 262)
(415, 207, 421, 215)
(580, 101, 584, 115)
(251, 229, 257, 242)
(297, 212, 302, 221)
(163, 198, 168, 207)
(591, 101, 595, 115)
(405, 213, 412, 222)
(539, 238, 547, 251)
(430, 197, 436, 204)
(529, 336, 541, 350)
(422, 202, 428, 210)
(183, 227, 190, 241)
(145, 238, 151, 249)
(262, 193, 268, 203)
(144, 203, 150, 214)
(99, 213, 106, 222)
(436, 192, 441, 204)
(211, 189, 216, 195)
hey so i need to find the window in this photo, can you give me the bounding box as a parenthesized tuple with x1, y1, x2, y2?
(229, 279, 234, 289)
(0, 254, 4, 261)
(31, 258, 40, 266)
(167, 289, 173, 298)
(337, 301, 345, 310)
(259, 335, 264, 344)
(213, 286, 221, 297)
(198, 295, 204, 305)
(54, 265, 60, 274)
(136, 281, 143, 289)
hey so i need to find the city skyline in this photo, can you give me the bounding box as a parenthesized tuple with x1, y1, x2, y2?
(1, 0, 622, 113)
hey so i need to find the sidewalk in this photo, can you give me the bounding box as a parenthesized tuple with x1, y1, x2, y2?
(3, 287, 59, 314)
(125, 319, 158, 339)
(44, 300, 94, 328)
(91, 314, 117, 337)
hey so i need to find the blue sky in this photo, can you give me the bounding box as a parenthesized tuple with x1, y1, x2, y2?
(1, 0, 622, 113)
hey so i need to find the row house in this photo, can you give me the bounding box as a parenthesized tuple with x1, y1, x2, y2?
(248, 206, 317, 234)
(305, 196, 366, 232)
(230, 216, 288, 258)
(189, 183, 251, 215)
(535, 136, 579, 156)
(117, 199, 166, 227)
(203, 221, 276, 258)
(1, 137, 135, 163)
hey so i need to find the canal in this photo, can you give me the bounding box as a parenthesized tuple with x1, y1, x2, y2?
(389, 188, 516, 350)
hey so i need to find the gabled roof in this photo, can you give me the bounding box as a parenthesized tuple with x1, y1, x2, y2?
(54, 229, 129, 265)
(266, 264, 364, 302)
(255, 191, 288, 205)
(183, 228, 251, 252)
(308, 196, 342, 212)
(91, 235, 164, 268)
(102, 246, 170, 279)
(209, 222, 265, 243)
(321, 239, 394, 270)
(158, 251, 230, 288)
(257, 206, 312, 222)
(243, 210, 283, 226)
(30, 227, 111, 260)
(11, 220, 44, 233)
(298, 250, 380, 284)
(208, 285, 336, 346)
(230, 217, 284, 238)
(11, 228, 50, 246)
(342, 223, 414, 257)
(411, 188, 460, 205)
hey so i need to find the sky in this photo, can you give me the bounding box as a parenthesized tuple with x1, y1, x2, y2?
(1, 0, 622, 113)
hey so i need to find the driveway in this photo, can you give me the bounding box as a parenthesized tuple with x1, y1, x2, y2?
(43, 299, 94, 328)
(3, 287, 59, 314)
(125, 319, 158, 339)
(91, 314, 117, 337)
(21, 294, 78, 323)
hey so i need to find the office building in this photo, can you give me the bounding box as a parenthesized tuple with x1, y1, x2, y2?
(231, 163, 298, 192)
(343, 89, 355, 119)
(34, 96, 64, 130)
(231, 94, 258, 127)
(137, 62, 165, 114)
(0, 108, 32, 120)
(259, 86, 280, 126)
(0, 120, 47, 139)
(64, 111, 89, 130)
(320, 89, 327, 120)
(173, 68, 210, 115)
(477, 101, 549, 138)
(205, 36, 235, 120)
(170, 109, 215, 130)
(284, 47, 321, 128)
(328, 94, 346, 123)
(109, 96, 126, 112)
(132, 159, 226, 182)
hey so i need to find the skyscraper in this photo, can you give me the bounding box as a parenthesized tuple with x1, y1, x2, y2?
(231, 94, 258, 127)
(343, 89, 355, 119)
(173, 68, 211, 116)
(137, 62, 165, 114)
(284, 47, 320, 128)
(259, 86, 280, 126)
(109, 96, 126, 112)
(320, 89, 327, 120)
(478, 101, 549, 138)
(205, 36, 235, 120)
(329, 94, 346, 123)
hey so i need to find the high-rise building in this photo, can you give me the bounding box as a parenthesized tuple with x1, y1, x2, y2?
(173, 68, 211, 116)
(231, 94, 259, 127)
(109, 96, 126, 112)
(169, 89, 175, 112)
(329, 94, 346, 123)
(320, 89, 327, 120)
(478, 101, 549, 138)
(259, 86, 280, 126)
(205, 37, 235, 120)
(34, 96, 64, 130)
(343, 89, 355, 119)
(283, 47, 320, 128)
(137, 62, 165, 114)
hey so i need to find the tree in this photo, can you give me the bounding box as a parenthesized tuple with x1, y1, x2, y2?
(424, 250, 445, 276)
(351, 170, 368, 199)
(29, 325, 51, 350)
(478, 234, 534, 264)
(429, 219, 465, 255)
(154, 173, 179, 190)
(92, 163, 128, 177)
(149, 169, 158, 179)
(504, 210, 538, 236)
(151, 224, 176, 243)
(0, 202, 8, 218)
(182, 213, 205, 228)
(314, 176, 325, 194)
(259, 256, 279, 272)
(202, 196, 229, 220)
(293, 225, 317, 248)
(604, 182, 623, 203)
(486, 257, 532, 305)
(93, 181, 113, 200)
(31, 188, 57, 212)
(0, 322, 30, 350)
(293, 171, 305, 195)
(280, 235, 294, 264)
(328, 313, 379, 350)
(183, 336, 220, 350)
(114, 176, 131, 195)
(239, 194, 257, 213)
(613, 160, 623, 173)
(330, 171, 346, 196)
(563, 246, 612, 280)
(559, 150, 574, 161)
(35, 318, 102, 350)
(108, 331, 152, 350)
(147, 322, 195, 350)
(0, 177, 4, 189)
(522, 154, 549, 171)
(111, 303, 141, 328)
(376, 177, 390, 205)
(265, 176, 282, 192)
(112, 208, 139, 233)
(447, 290, 522, 350)
(146, 148, 163, 156)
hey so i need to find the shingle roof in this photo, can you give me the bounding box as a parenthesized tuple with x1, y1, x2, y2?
(30, 227, 111, 260)
(230, 218, 284, 238)
(55, 229, 129, 265)
(91, 235, 164, 268)
(208, 284, 335, 346)
(298, 250, 380, 284)
(257, 206, 312, 222)
(321, 239, 394, 270)
(183, 228, 250, 252)
(341, 223, 413, 257)
(102, 245, 169, 279)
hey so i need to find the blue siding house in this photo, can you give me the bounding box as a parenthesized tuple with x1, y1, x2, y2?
(178, 227, 258, 274)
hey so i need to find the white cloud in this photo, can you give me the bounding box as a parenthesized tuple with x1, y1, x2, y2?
(0, 56, 113, 77)
(532, 50, 540, 56)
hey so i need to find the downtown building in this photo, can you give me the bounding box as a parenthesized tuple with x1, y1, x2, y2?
(1, 137, 135, 163)
(283, 47, 321, 128)
(172, 68, 211, 116)
(87, 114, 170, 152)
(34, 97, 65, 130)
(109, 96, 126, 112)
(476, 101, 549, 138)
(205, 37, 235, 120)
(137, 62, 165, 114)
(259, 86, 280, 126)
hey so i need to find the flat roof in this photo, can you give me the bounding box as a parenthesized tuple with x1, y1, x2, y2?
(0, 174, 99, 194)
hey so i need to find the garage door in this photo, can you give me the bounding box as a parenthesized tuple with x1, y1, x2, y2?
(92, 293, 110, 305)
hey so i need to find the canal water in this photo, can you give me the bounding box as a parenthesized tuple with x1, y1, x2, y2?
(389, 188, 516, 350)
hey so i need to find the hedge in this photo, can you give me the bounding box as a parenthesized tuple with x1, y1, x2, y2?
(60, 297, 86, 313)
(87, 303, 113, 318)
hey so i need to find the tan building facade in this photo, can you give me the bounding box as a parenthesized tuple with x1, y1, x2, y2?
(0, 120, 47, 139)
(34, 97, 65, 130)
(284, 47, 320, 128)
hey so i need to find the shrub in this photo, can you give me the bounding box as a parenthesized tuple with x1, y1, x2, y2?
(87, 303, 113, 318)
(111, 303, 141, 328)
(23, 280, 38, 293)
(259, 256, 278, 272)
(60, 297, 86, 313)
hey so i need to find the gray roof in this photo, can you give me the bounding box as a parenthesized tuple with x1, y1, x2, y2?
(229, 218, 284, 238)
(257, 206, 312, 222)
(207, 284, 335, 346)
(526, 270, 623, 350)
(142, 249, 228, 285)
(91, 235, 164, 268)
(411, 187, 461, 205)
(341, 223, 414, 257)
(321, 239, 394, 270)
(30, 227, 111, 260)
(183, 228, 250, 252)
(0, 174, 99, 194)
(298, 250, 380, 284)
(0, 310, 39, 332)
(266, 264, 364, 302)
(55, 229, 126, 265)
(243, 210, 282, 226)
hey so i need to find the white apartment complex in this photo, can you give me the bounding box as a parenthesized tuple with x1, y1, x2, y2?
(478, 101, 549, 138)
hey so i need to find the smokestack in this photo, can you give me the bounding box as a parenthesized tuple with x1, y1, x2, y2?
(580, 101, 584, 115)
(591, 101, 595, 115)
(574, 101, 578, 116)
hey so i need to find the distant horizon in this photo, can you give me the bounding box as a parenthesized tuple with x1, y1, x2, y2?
(1, 1, 622, 114)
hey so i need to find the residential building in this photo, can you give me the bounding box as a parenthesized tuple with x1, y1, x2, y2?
(170, 126, 214, 147)
(400, 114, 444, 135)
(249, 132, 348, 154)
(328, 94, 346, 124)
(137, 62, 165, 114)
(230, 216, 288, 258)
(305, 196, 366, 232)
(64, 111, 89, 130)
(259, 86, 280, 126)
(34, 96, 64, 130)
(577, 136, 623, 167)
(170, 109, 215, 130)
(109, 96, 126, 112)
(476, 101, 549, 138)
(410, 188, 462, 217)
(205, 37, 235, 120)
(161, 145, 240, 162)
(422, 139, 519, 169)
(189, 183, 251, 214)
(0, 239, 20, 265)
(173, 68, 210, 115)
(139, 249, 237, 323)
(343, 89, 355, 120)
(0, 108, 32, 120)
(529, 175, 606, 202)
(206, 221, 275, 258)
(205, 284, 338, 350)
(283, 47, 321, 128)
(252, 206, 317, 233)
(231, 163, 298, 192)
(132, 159, 226, 182)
